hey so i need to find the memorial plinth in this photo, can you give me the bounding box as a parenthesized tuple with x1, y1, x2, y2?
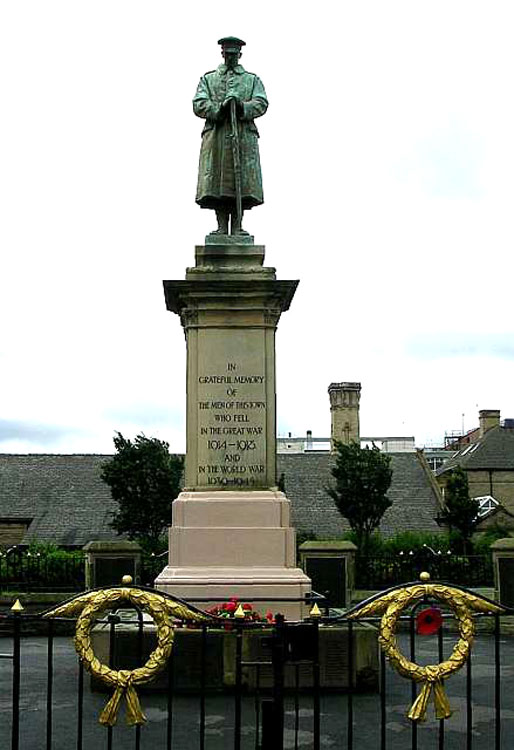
(155, 241, 311, 619)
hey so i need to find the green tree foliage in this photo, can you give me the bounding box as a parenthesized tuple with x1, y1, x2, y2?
(441, 466, 479, 552)
(327, 441, 393, 552)
(101, 432, 183, 553)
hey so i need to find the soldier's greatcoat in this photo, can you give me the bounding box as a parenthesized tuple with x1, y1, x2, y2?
(193, 64, 268, 210)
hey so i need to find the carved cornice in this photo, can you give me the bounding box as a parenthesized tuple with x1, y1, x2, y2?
(163, 280, 299, 316)
(179, 308, 199, 329)
(264, 307, 281, 328)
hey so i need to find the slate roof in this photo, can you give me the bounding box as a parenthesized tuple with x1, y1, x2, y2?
(0, 454, 117, 546)
(277, 451, 443, 539)
(437, 426, 514, 474)
(0, 450, 443, 546)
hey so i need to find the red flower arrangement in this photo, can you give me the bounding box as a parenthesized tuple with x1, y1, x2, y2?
(416, 606, 443, 635)
(206, 597, 273, 624)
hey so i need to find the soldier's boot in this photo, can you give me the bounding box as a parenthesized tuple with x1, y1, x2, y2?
(230, 210, 249, 236)
(210, 209, 229, 235)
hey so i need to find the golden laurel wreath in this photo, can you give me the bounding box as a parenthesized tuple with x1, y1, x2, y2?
(44, 587, 210, 727)
(347, 581, 503, 722)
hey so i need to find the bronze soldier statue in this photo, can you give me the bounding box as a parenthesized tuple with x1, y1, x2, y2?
(193, 37, 268, 237)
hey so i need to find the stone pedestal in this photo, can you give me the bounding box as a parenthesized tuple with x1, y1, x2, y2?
(91, 616, 379, 692)
(299, 541, 357, 609)
(155, 241, 311, 619)
(491, 537, 514, 608)
(82, 541, 142, 589)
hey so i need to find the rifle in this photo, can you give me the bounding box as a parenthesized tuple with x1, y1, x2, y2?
(230, 98, 243, 230)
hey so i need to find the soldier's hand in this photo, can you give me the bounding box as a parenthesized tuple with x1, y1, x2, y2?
(223, 96, 244, 117)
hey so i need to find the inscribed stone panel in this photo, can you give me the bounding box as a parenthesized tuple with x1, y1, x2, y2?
(195, 328, 267, 489)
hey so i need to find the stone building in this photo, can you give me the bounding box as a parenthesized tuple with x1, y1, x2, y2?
(279, 449, 442, 540)
(0, 448, 443, 548)
(436, 409, 514, 531)
(0, 383, 445, 548)
(0, 454, 118, 547)
(328, 382, 361, 449)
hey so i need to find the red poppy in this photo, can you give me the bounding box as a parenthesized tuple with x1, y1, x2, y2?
(225, 601, 237, 613)
(416, 607, 443, 635)
(242, 603, 253, 611)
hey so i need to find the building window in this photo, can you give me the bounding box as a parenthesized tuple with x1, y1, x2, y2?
(474, 496, 499, 518)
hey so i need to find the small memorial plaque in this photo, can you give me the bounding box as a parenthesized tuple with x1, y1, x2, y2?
(498, 558, 514, 608)
(95, 557, 136, 588)
(305, 557, 346, 608)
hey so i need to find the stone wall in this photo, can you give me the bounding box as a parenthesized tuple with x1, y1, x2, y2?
(0, 520, 31, 548)
(468, 470, 514, 513)
(439, 469, 514, 514)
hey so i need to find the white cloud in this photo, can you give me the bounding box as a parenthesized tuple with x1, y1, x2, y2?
(2, 1, 514, 454)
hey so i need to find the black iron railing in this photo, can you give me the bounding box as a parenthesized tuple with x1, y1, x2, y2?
(0, 586, 511, 750)
(355, 553, 493, 589)
(0, 550, 85, 592)
(2, 550, 493, 596)
(0, 550, 167, 593)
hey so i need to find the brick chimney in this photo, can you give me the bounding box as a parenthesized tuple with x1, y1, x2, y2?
(328, 382, 361, 451)
(479, 409, 500, 438)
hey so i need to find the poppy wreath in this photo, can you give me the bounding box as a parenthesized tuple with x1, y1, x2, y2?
(416, 606, 443, 635)
(347, 583, 503, 722)
(44, 588, 211, 726)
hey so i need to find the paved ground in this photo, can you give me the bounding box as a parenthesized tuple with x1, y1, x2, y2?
(0, 632, 513, 749)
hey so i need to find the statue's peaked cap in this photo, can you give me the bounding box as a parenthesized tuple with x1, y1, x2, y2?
(218, 36, 246, 48)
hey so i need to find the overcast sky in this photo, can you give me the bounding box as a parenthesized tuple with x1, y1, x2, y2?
(2, 1, 514, 455)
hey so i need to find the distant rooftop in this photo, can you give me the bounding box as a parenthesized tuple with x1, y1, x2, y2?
(437, 423, 514, 474)
(277, 433, 416, 453)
